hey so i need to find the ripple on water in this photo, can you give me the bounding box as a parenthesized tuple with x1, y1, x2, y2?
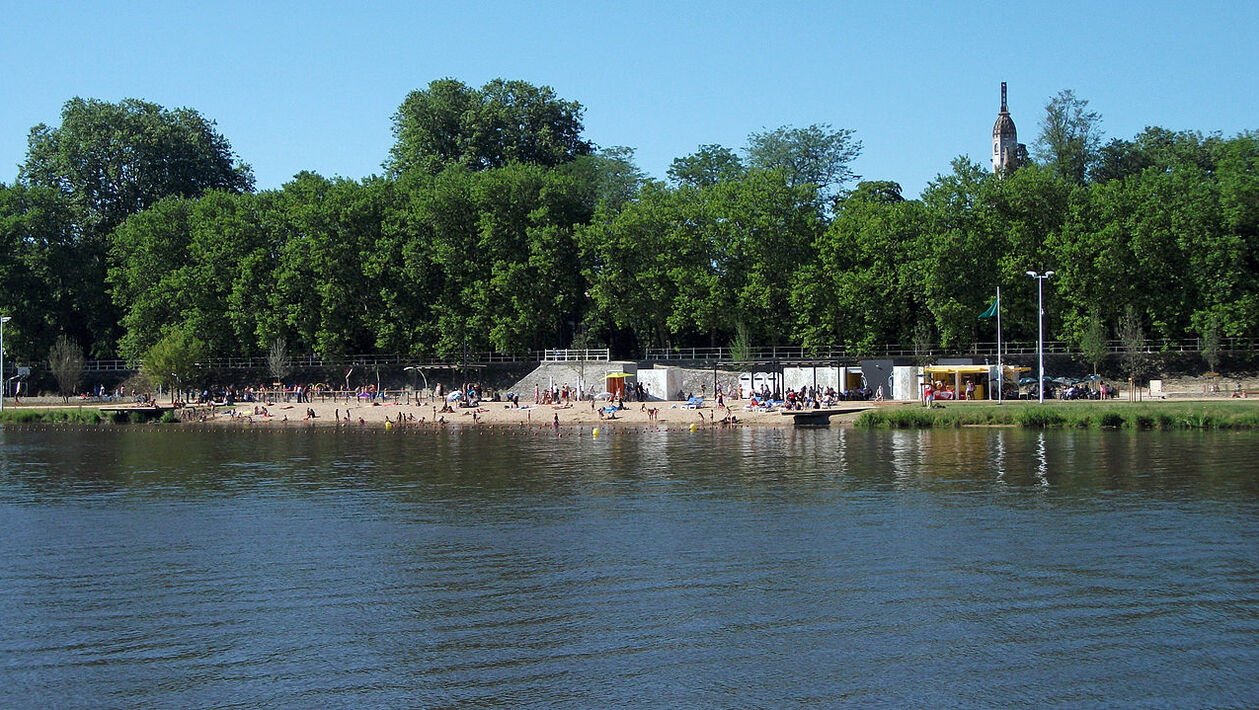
(1, 427, 1258, 706)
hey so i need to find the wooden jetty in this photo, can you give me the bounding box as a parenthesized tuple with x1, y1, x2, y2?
(780, 405, 875, 426)
(98, 403, 176, 419)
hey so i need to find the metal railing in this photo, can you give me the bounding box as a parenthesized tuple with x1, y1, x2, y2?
(77, 350, 551, 373)
(644, 337, 1259, 362)
(26, 335, 1259, 375)
(542, 348, 610, 362)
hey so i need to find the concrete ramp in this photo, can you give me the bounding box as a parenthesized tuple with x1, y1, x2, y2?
(507, 361, 636, 398)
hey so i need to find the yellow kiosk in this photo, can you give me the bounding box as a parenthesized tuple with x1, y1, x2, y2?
(922, 365, 1029, 400)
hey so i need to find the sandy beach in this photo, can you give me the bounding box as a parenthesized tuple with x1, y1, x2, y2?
(203, 395, 843, 430)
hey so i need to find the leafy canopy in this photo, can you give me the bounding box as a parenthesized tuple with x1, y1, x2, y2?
(387, 78, 592, 176)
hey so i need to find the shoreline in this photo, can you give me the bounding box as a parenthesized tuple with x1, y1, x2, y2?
(4, 398, 1259, 431)
(219, 397, 801, 429)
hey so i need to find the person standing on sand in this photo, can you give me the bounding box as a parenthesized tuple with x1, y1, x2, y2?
(553, 413, 560, 430)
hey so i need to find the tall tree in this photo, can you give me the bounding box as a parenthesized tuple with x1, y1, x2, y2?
(668, 144, 744, 187)
(387, 78, 592, 176)
(20, 98, 253, 238)
(0, 182, 82, 361)
(1034, 89, 1103, 184)
(795, 180, 926, 354)
(918, 158, 1005, 350)
(745, 123, 862, 198)
(106, 196, 196, 361)
(563, 146, 646, 213)
(270, 173, 389, 357)
(18, 97, 253, 356)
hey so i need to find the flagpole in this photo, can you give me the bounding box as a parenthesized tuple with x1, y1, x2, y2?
(996, 286, 1002, 403)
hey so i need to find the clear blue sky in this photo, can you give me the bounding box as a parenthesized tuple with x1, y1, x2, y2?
(3, 1, 1256, 198)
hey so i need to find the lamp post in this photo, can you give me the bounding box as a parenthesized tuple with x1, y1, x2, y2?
(0, 316, 9, 412)
(1026, 271, 1055, 403)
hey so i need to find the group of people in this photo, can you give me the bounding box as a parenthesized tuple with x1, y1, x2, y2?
(1057, 382, 1117, 400)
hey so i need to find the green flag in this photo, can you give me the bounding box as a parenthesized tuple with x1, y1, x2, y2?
(978, 300, 998, 319)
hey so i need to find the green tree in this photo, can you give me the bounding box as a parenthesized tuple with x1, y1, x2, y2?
(668, 144, 744, 187)
(142, 329, 207, 396)
(1200, 314, 1222, 374)
(563, 146, 645, 213)
(20, 98, 254, 236)
(1078, 309, 1108, 376)
(911, 320, 935, 368)
(467, 163, 590, 353)
(270, 173, 389, 357)
(797, 181, 926, 354)
(1034, 89, 1103, 184)
(702, 170, 822, 344)
(0, 183, 82, 361)
(106, 196, 196, 361)
(579, 182, 692, 349)
(387, 78, 592, 175)
(918, 158, 1005, 351)
(745, 124, 862, 198)
(582, 170, 821, 351)
(17, 98, 253, 356)
(364, 170, 451, 355)
(1118, 304, 1145, 383)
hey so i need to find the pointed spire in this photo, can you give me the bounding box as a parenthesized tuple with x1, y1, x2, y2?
(1000, 82, 1008, 113)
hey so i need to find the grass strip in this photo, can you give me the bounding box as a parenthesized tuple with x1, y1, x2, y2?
(854, 402, 1259, 430)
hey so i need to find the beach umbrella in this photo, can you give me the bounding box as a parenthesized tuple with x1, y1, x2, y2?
(1018, 377, 1038, 385)
(594, 391, 614, 400)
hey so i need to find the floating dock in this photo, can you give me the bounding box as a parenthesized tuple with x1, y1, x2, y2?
(780, 405, 875, 426)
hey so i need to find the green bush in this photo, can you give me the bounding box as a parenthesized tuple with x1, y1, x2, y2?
(0, 408, 104, 425)
(1099, 412, 1125, 428)
(1014, 408, 1066, 428)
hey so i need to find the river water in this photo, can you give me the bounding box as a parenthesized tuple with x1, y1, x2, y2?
(1, 426, 1257, 707)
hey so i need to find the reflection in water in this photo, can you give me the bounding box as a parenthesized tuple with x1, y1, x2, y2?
(1, 426, 1258, 707)
(1035, 431, 1049, 488)
(992, 428, 1008, 487)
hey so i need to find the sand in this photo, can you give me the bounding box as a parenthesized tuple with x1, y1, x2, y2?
(200, 395, 809, 429)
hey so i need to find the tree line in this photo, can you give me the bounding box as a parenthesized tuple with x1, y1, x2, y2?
(1, 81, 1255, 390)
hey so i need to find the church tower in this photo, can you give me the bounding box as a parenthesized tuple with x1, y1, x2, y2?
(992, 82, 1020, 173)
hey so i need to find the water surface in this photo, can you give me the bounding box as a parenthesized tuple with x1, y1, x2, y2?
(2, 427, 1257, 707)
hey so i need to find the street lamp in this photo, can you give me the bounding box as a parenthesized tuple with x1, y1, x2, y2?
(1026, 271, 1055, 403)
(0, 316, 9, 412)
